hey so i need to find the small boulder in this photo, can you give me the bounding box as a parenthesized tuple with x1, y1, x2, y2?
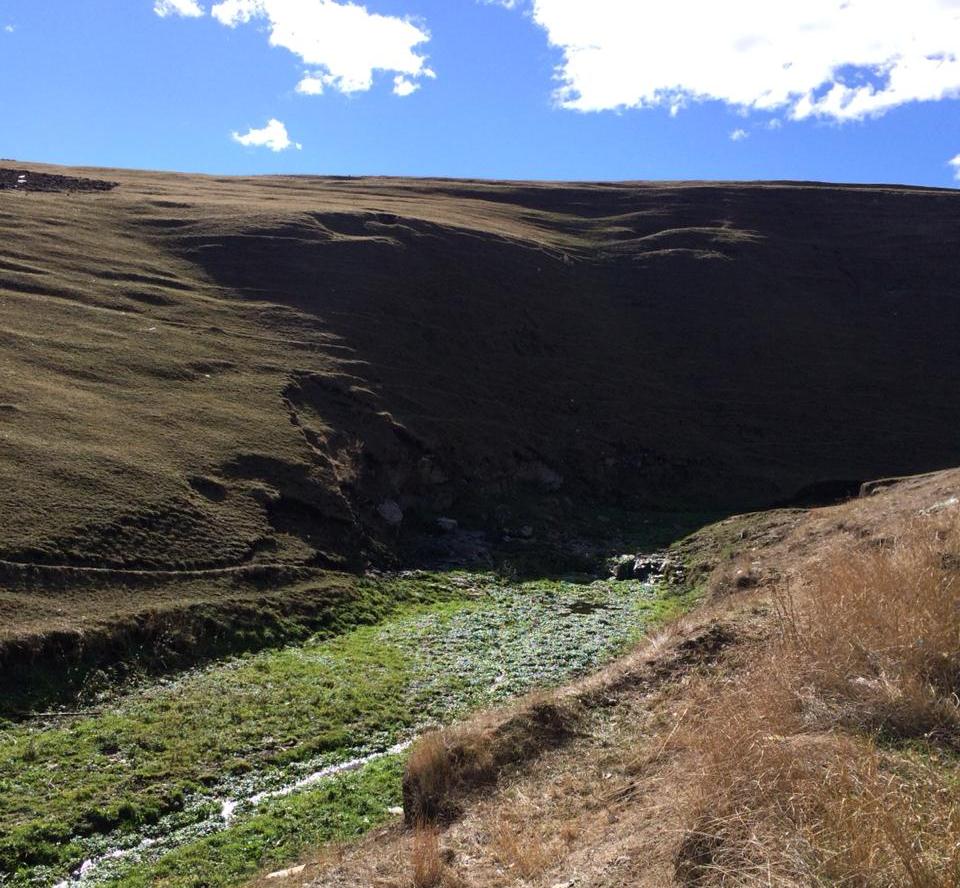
(377, 500, 404, 526)
(437, 516, 459, 532)
(611, 554, 667, 581)
(516, 460, 564, 491)
(418, 457, 450, 485)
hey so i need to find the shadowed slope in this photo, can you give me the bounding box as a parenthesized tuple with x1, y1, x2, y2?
(2, 164, 960, 582)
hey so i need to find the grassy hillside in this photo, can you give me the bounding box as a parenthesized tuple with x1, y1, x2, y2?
(2, 163, 960, 657)
(2, 165, 960, 887)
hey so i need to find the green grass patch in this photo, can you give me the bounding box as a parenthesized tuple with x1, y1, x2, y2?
(0, 573, 464, 879)
(106, 756, 404, 888)
(1, 570, 704, 887)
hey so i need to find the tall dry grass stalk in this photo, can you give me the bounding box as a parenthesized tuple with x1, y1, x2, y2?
(411, 827, 445, 888)
(675, 518, 960, 887)
(405, 731, 466, 825)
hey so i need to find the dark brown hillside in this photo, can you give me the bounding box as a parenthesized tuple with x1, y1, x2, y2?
(162, 178, 960, 521)
(1, 164, 960, 623)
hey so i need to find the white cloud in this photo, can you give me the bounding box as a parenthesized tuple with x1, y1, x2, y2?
(730, 128, 749, 141)
(154, 0, 205, 17)
(231, 118, 302, 151)
(950, 154, 960, 180)
(210, 0, 433, 95)
(393, 75, 419, 96)
(524, 0, 960, 122)
(4, 24, 15, 33)
(296, 73, 329, 95)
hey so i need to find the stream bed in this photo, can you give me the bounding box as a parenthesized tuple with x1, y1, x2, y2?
(1, 570, 681, 888)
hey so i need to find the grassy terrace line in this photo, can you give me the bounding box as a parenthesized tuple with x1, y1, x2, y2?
(0, 571, 411, 718)
(0, 569, 697, 887)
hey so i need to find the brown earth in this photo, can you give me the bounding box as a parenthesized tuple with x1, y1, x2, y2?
(0, 168, 117, 192)
(2, 162, 960, 652)
(252, 466, 960, 888)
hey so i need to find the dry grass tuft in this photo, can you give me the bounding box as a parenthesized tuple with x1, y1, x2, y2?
(411, 827, 446, 888)
(403, 728, 492, 825)
(777, 522, 960, 745)
(674, 518, 960, 887)
(489, 807, 559, 880)
(403, 697, 579, 826)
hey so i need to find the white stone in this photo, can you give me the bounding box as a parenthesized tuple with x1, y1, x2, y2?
(266, 864, 306, 880)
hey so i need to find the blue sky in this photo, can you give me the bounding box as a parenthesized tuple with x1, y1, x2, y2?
(2, 0, 960, 185)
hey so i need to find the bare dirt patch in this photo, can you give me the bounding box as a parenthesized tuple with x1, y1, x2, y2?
(0, 167, 117, 192)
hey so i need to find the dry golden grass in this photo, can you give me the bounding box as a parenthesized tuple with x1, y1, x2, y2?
(674, 517, 960, 887)
(777, 524, 960, 745)
(489, 807, 559, 880)
(405, 730, 479, 825)
(411, 828, 446, 888)
(403, 697, 579, 826)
